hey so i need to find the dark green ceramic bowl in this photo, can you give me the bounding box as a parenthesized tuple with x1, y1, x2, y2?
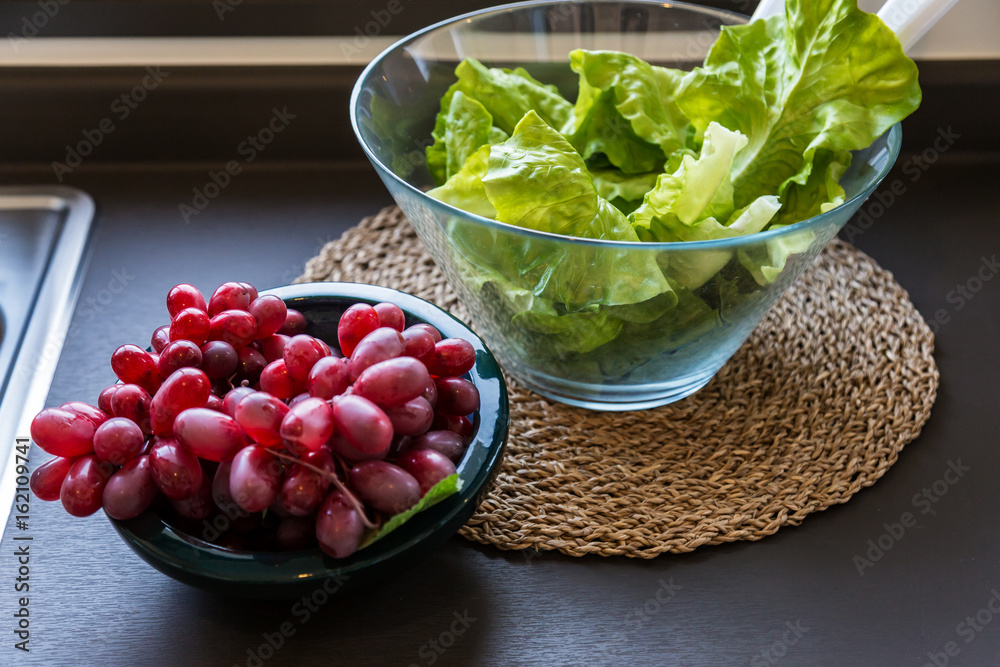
(107, 283, 509, 599)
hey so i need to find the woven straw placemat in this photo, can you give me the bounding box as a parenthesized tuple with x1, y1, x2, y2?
(297, 206, 938, 558)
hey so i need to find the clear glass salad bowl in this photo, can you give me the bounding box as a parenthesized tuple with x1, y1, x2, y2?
(351, 0, 902, 411)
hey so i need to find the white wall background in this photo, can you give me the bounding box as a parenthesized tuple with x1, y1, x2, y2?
(861, 0, 1000, 59)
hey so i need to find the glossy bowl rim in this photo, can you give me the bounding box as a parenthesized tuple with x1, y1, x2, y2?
(350, 0, 902, 252)
(106, 282, 509, 590)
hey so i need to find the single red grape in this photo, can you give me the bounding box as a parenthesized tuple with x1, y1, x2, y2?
(401, 326, 435, 361)
(308, 356, 350, 400)
(234, 391, 289, 447)
(283, 334, 328, 383)
(158, 339, 203, 377)
(425, 338, 476, 377)
(167, 284, 207, 318)
(30, 407, 96, 458)
(60, 455, 112, 517)
(149, 436, 204, 500)
(173, 408, 247, 462)
(200, 340, 239, 380)
(332, 394, 393, 456)
(277, 308, 307, 336)
(337, 304, 379, 357)
(208, 282, 251, 316)
(229, 445, 281, 513)
(149, 367, 211, 436)
(315, 491, 364, 559)
(151, 325, 171, 353)
(103, 455, 159, 520)
(236, 346, 267, 384)
(373, 302, 405, 332)
(30, 456, 74, 502)
(278, 464, 328, 517)
(434, 376, 480, 415)
(111, 344, 162, 394)
(93, 417, 145, 465)
(349, 460, 420, 515)
(348, 327, 405, 380)
(410, 430, 465, 462)
(240, 282, 259, 302)
(279, 397, 334, 452)
(110, 383, 152, 435)
(259, 359, 305, 400)
(383, 397, 434, 436)
(411, 323, 442, 343)
(170, 307, 211, 346)
(260, 334, 289, 363)
(208, 309, 257, 348)
(353, 357, 431, 407)
(97, 385, 120, 415)
(248, 295, 287, 339)
(396, 448, 457, 495)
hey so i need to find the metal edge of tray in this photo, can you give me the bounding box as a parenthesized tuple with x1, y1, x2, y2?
(0, 186, 96, 540)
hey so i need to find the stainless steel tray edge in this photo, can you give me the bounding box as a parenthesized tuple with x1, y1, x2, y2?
(0, 186, 96, 538)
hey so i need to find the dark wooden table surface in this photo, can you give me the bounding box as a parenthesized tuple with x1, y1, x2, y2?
(0, 150, 997, 666)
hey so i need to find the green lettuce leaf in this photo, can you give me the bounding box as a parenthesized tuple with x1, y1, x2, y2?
(483, 110, 601, 237)
(513, 304, 624, 355)
(359, 474, 462, 549)
(591, 169, 660, 204)
(451, 59, 573, 135)
(772, 148, 851, 226)
(738, 225, 817, 285)
(427, 88, 509, 186)
(427, 145, 497, 220)
(676, 0, 921, 217)
(566, 49, 690, 172)
(630, 121, 746, 239)
(566, 87, 665, 173)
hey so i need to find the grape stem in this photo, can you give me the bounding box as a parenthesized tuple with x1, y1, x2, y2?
(270, 449, 378, 530)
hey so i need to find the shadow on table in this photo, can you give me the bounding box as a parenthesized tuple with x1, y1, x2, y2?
(457, 531, 750, 571)
(170, 544, 490, 666)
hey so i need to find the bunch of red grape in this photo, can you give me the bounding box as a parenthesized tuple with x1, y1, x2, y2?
(28, 282, 480, 558)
